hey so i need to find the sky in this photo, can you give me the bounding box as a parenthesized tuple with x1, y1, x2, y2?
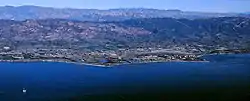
(0, 0, 249, 13)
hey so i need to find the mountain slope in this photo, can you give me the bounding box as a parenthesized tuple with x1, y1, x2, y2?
(118, 17, 250, 49)
(0, 17, 249, 53)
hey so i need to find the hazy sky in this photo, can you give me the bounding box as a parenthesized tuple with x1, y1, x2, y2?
(0, 0, 249, 12)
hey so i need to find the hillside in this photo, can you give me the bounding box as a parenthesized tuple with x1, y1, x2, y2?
(0, 17, 249, 50)
(0, 17, 249, 65)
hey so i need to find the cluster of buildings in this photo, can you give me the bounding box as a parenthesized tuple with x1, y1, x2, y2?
(0, 46, 203, 66)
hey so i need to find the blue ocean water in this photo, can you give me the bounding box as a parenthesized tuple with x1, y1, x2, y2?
(0, 54, 249, 101)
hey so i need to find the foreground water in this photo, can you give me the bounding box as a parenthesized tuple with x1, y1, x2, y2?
(0, 54, 250, 101)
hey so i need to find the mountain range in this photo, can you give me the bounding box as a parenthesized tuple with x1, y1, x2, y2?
(0, 5, 247, 21)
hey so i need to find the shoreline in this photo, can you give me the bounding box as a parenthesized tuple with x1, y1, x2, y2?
(0, 59, 209, 67)
(0, 60, 109, 67)
(1, 49, 249, 67)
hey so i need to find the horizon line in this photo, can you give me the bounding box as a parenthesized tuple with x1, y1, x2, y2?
(0, 5, 247, 14)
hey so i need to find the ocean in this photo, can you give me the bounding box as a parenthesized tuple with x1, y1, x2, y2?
(0, 54, 249, 101)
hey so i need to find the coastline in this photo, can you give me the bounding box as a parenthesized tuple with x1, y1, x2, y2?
(1, 48, 249, 68)
(0, 58, 209, 67)
(9, 52, 250, 67)
(0, 60, 109, 67)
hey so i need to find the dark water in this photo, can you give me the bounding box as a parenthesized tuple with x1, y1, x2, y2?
(0, 54, 250, 101)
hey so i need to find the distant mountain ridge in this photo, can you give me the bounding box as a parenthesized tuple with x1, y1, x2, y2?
(0, 5, 244, 21)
